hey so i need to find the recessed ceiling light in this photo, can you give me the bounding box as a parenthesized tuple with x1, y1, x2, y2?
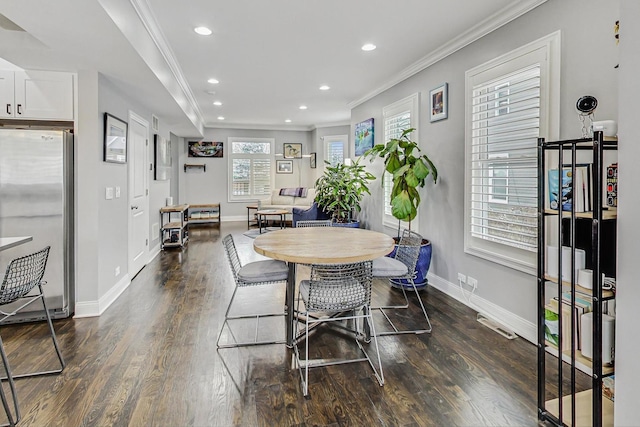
(285, 119, 292, 123)
(217, 116, 225, 120)
(319, 85, 330, 91)
(361, 43, 376, 51)
(299, 105, 308, 110)
(213, 101, 222, 106)
(207, 78, 219, 84)
(194, 27, 212, 36)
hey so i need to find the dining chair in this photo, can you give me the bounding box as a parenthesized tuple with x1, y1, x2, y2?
(217, 234, 289, 349)
(295, 220, 332, 228)
(371, 229, 432, 335)
(293, 260, 384, 397)
(0, 246, 66, 426)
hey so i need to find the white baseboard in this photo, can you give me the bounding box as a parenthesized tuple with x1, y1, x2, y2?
(74, 273, 131, 318)
(427, 272, 536, 344)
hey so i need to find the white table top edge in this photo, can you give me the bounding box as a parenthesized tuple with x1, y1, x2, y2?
(0, 236, 33, 252)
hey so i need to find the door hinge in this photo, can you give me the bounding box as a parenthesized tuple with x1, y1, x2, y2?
(146, 139, 149, 146)
(146, 238, 148, 246)
(146, 189, 149, 196)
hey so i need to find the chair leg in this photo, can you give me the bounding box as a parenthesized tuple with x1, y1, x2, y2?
(373, 278, 432, 336)
(0, 336, 19, 427)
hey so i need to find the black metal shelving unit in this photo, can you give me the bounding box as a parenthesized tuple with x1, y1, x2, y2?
(537, 131, 617, 427)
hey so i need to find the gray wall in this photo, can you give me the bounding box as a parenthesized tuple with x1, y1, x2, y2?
(352, 0, 619, 327)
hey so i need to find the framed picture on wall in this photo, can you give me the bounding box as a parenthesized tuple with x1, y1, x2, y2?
(188, 140, 223, 157)
(103, 113, 128, 164)
(354, 118, 374, 156)
(310, 152, 317, 169)
(283, 143, 302, 158)
(154, 134, 171, 181)
(429, 83, 448, 122)
(276, 160, 293, 174)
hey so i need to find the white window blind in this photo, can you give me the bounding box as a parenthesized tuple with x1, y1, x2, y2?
(228, 138, 274, 201)
(470, 65, 540, 251)
(323, 135, 348, 167)
(464, 31, 560, 274)
(382, 93, 419, 229)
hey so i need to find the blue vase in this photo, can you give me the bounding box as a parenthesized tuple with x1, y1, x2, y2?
(388, 239, 432, 290)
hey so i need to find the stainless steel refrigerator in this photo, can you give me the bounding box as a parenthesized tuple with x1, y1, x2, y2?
(0, 125, 74, 322)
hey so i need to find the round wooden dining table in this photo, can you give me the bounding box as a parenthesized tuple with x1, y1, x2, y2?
(253, 227, 395, 346)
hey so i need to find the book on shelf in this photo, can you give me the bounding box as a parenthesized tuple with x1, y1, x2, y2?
(544, 304, 561, 349)
(548, 164, 592, 213)
(603, 375, 615, 401)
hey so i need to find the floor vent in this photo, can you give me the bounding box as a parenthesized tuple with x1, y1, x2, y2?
(477, 313, 517, 340)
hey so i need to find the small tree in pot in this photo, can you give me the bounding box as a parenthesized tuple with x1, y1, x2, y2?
(314, 158, 376, 224)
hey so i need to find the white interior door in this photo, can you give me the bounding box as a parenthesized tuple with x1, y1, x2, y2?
(128, 112, 149, 278)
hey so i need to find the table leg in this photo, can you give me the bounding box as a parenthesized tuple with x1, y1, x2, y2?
(285, 262, 296, 347)
(258, 214, 263, 234)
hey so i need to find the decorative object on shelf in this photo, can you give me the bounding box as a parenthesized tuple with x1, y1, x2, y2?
(103, 113, 128, 164)
(154, 134, 171, 181)
(283, 143, 302, 159)
(314, 158, 375, 225)
(309, 152, 316, 168)
(576, 95, 598, 137)
(429, 83, 448, 122)
(188, 140, 223, 157)
(606, 163, 618, 207)
(276, 160, 293, 174)
(354, 118, 374, 156)
(184, 163, 206, 172)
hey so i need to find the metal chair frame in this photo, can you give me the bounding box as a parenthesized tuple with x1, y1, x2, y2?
(0, 246, 66, 427)
(293, 261, 384, 397)
(217, 234, 288, 349)
(372, 229, 433, 336)
(294, 220, 332, 228)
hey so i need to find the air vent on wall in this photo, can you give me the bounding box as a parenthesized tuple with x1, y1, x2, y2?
(0, 14, 25, 32)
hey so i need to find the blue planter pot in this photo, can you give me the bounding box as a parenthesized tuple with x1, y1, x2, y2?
(388, 238, 432, 290)
(331, 220, 360, 228)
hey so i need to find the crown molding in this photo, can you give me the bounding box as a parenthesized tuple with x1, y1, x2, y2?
(310, 120, 351, 130)
(128, 0, 205, 133)
(205, 122, 313, 132)
(348, 0, 549, 109)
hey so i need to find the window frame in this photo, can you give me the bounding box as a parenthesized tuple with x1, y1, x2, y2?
(464, 31, 560, 275)
(227, 137, 275, 202)
(382, 93, 420, 230)
(323, 134, 348, 169)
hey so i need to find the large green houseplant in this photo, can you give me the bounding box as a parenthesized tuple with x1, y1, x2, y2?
(314, 159, 376, 224)
(364, 128, 438, 230)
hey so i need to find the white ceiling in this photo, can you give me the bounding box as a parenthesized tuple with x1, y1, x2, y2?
(0, 0, 545, 136)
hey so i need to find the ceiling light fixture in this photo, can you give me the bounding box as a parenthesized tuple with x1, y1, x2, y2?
(194, 27, 212, 36)
(217, 116, 225, 120)
(285, 119, 292, 123)
(213, 101, 222, 106)
(319, 85, 330, 91)
(299, 105, 308, 110)
(207, 78, 219, 84)
(361, 43, 376, 51)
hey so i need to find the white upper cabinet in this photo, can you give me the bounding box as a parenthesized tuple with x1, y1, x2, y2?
(1, 70, 74, 120)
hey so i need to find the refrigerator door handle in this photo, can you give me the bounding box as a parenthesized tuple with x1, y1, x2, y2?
(131, 205, 139, 210)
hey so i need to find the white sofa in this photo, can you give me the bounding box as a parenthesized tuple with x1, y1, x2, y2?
(258, 188, 316, 220)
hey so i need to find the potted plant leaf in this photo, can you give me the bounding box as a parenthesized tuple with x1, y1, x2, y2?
(314, 158, 376, 227)
(364, 127, 438, 287)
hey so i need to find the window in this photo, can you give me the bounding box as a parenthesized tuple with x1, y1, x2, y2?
(464, 32, 560, 274)
(228, 137, 274, 201)
(323, 135, 348, 167)
(382, 93, 419, 229)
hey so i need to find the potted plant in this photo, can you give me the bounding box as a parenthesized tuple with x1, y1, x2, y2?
(364, 128, 438, 287)
(314, 158, 376, 227)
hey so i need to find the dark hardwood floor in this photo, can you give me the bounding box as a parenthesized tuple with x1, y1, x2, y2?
(0, 221, 587, 426)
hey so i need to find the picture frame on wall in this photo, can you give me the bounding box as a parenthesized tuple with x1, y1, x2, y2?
(283, 143, 302, 158)
(354, 118, 374, 156)
(310, 152, 317, 169)
(103, 113, 128, 164)
(188, 140, 223, 157)
(276, 160, 293, 174)
(154, 134, 172, 181)
(429, 83, 448, 122)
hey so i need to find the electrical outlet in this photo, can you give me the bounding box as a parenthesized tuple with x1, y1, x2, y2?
(468, 276, 478, 290)
(115, 266, 120, 277)
(457, 273, 467, 283)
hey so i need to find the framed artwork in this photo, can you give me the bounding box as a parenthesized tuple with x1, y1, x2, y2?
(276, 160, 293, 174)
(310, 152, 317, 169)
(354, 118, 374, 156)
(430, 83, 448, 122)
(283, 143, 302, 158)
(154, 134, 172, 181)
(103, 113, 128, 164)
(188, 140, 223, 157)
